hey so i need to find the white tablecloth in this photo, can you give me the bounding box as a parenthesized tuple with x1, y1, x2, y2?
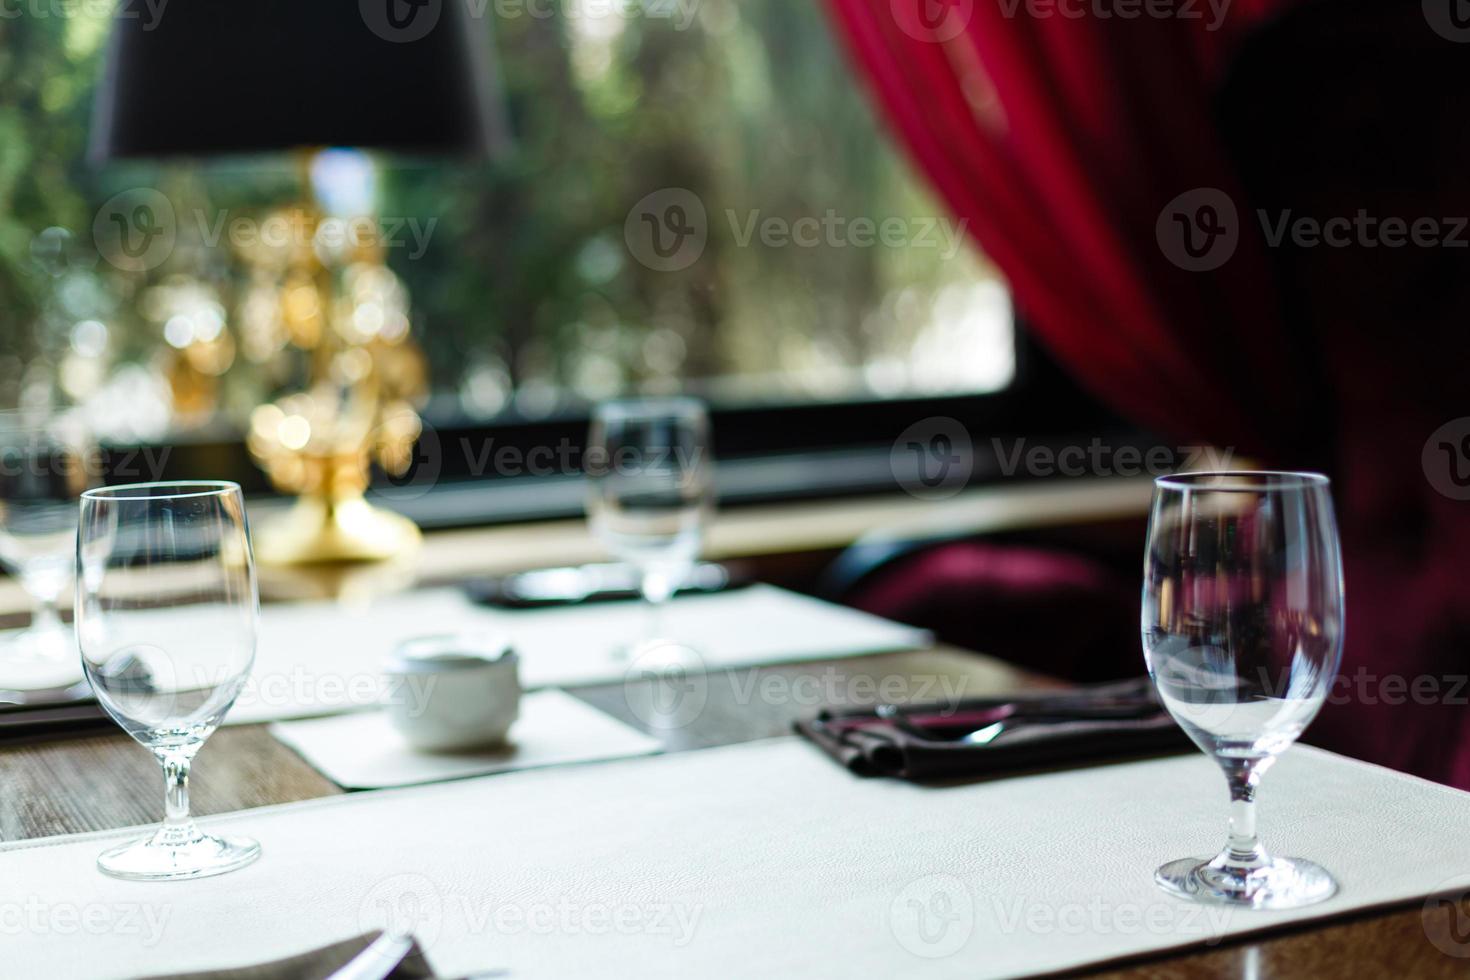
(3, 738, 1467, 978)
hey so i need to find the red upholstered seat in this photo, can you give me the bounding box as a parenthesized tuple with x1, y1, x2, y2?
(846, 541, 1140, 685)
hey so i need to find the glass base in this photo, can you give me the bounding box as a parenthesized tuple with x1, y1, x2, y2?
(98, 825, 261, 881)
(626, 637, 701, 667)
(1155, 855, 1337, 909)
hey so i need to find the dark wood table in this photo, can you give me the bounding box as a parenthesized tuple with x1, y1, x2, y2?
(1, 646, 1462, 978)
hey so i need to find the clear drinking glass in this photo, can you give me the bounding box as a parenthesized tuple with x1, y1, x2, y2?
(1142, 471, 1344, 909)
(77, 481, 261, 880)
(586, 397, 714, 655)
(0, 410, 98, 699)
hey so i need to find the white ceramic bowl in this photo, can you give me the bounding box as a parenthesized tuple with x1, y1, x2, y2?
(383, 632, 520, 751)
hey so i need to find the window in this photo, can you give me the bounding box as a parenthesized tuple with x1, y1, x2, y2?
(2, 3, 1011, 432)
(2, 3, 1127, 524)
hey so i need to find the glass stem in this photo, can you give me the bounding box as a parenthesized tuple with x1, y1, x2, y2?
(1218, 760, 1268, 872)
(640, 567, 673, 642)
(157, 751, 202, 843)
(30, 594, 63, 635)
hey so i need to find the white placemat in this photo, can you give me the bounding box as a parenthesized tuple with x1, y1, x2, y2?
(4, 739, 1468, 979)
(269, 689, 661, 789)
(229, 584, 929, 724)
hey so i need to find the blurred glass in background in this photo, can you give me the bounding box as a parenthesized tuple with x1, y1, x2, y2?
(0, 409, 98, 698)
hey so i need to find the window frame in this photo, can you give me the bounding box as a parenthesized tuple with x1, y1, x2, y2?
(120, 322, 1147, 529)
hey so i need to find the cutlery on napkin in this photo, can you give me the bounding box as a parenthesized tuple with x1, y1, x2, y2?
(325, 933, 416, 980)
(796, 676, 1191, 779)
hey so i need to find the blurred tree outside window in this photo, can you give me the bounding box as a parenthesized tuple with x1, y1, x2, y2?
(0, 0, 1013, 444)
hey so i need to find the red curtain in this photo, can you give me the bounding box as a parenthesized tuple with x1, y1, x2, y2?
(822, 0, 1310, 457)
(825, 0, 1470, 789)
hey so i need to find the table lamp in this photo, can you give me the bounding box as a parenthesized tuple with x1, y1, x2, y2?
(89, 0, 509, 565)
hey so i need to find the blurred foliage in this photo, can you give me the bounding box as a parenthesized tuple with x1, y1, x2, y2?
(0, 0, 1005, 433)
(0, 11, 109, 361)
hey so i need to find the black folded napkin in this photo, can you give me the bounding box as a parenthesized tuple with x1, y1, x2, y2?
(138, 932, 442, 980)
(796, 677, 1192, 780)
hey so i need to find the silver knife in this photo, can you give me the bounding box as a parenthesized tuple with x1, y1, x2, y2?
(325, 933, 416, 980)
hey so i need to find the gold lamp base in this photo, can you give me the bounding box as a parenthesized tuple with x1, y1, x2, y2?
(254, 494, 421, 566)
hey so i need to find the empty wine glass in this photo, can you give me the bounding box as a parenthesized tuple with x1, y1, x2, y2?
(0, 409, 98, 699)
(586, 398, 714, 656)
(1142, 471, 1344, 909)
(77, 481, 261, 880)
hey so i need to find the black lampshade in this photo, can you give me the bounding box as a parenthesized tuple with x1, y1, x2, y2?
(90, 0, 509, 160)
